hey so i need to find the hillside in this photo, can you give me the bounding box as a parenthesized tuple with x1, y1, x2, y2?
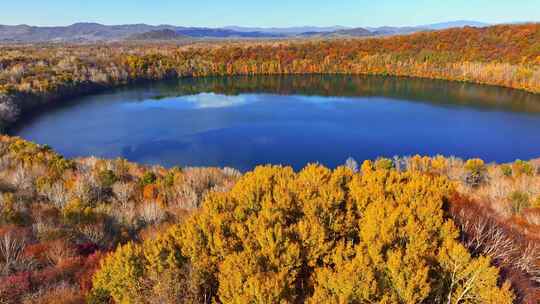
(0, 20, 490, 42)
(300, 27, 373, 37)
(1, 24, 539, 132)
(127, 29, 187, 41)
(421, 20, 490, 30)
(0, 23, 284, 42)
(0, 23, 539, 303)
(223, 25, 348, 34)
(0, 135, 539, 302)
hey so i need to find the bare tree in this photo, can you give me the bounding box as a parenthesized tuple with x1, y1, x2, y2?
(345, 157, 359, 173)
(173, 183, 199, 209)
(456, 209, 518, 263)
(515, 243, 540, 283)
(222, 167, 242, 178)
(139, 202, 166, 225)
(0, 142, 8, 172)
(73, 172, 99, 203)
(77, 224, 109, 248)
(44, 182, 70, 209)
(12, 166, 32, 191)
(0, 232, 32, 275)
(112, 182, 133, 208)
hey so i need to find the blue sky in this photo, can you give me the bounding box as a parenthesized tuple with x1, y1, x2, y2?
(2, 0, 540, 27)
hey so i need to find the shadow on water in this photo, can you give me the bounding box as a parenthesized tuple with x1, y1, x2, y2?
(141, 75, 540, 114)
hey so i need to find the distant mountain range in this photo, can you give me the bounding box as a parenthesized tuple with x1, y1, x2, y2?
(418, 20, 490, 30)
(127, 29, 187, 41)
(223, 26, 349, 35)
(0, 20, 491, 42)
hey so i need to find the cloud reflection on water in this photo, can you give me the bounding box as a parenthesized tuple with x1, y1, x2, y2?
(124, 93, 258, 110)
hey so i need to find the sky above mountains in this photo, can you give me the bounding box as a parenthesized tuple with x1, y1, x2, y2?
(2, 0, 540, 27)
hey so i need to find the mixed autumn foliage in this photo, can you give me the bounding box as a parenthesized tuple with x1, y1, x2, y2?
(0, 23, 539, 303)
(0, 136, 240, 303)
(1, 135, 540, 303)
(1, 23, 540, 130)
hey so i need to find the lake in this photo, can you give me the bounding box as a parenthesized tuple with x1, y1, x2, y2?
(12, 75, 540, 171)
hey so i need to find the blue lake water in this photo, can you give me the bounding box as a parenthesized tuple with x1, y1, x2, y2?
(12, 75, 540, 171)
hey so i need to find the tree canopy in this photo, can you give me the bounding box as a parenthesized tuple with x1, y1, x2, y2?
(92, 164, 513, 303)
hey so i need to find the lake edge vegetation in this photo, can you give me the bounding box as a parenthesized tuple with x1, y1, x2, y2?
(0, 23, 539, 303)
(1, 135, 540, 302)
(1, 23, 540, 131)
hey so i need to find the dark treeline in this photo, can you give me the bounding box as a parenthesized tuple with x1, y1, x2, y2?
(139, 74, 540, 114)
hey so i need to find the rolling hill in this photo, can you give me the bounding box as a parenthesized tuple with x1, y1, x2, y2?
(127, 29, 187, 41)
(0, 20, 491, 42)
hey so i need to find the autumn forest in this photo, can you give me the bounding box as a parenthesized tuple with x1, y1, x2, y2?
(0, 23, 540, 303)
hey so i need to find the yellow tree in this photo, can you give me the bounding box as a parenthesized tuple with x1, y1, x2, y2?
(92, 164, 514, 304)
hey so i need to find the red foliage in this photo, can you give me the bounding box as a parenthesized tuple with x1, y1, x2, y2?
(76, 251, 104, 292)
(0, 225, 30, 238)
(23, 243, 50, 264)
(46, 239, 78, 265)
(76, 242, 99, 256)
(0, 272, 32, 303)
(522, 208, 540, 227)
(32, 266, 64, 285)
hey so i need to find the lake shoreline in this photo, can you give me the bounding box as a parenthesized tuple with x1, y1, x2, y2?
(12, 75, 540, 170)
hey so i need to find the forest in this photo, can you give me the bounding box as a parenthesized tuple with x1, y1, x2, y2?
(1, 23, 539, 131)
(0, 23, 539, 303)
(0, 136, 539, 303)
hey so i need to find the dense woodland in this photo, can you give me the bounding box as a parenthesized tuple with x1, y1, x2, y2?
(0, 136, 539, 303)
(1, 23, 539, 130)
(0, 23, 539, 303)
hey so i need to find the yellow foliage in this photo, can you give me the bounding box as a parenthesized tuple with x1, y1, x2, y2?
(374, 157, 394, 170)
(408, 155, 432, 172)
(431, 155, 449, 173)
(534, 196, 540, 209)
(308, 243, 379, 303)
(143, 225, 185, 275)
(512, 159, 534, 177)
(92, 164, 514, 303)
(437, 240, 514, 304)
(62, 198, 96, 224)
(92, 225, 200, 303)
(181, 165, 511, 303)
(91, 242, 145, 304)
(464, 158, 485, 174)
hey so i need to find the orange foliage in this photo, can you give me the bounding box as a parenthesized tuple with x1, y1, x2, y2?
(143, 184, 158, 200)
